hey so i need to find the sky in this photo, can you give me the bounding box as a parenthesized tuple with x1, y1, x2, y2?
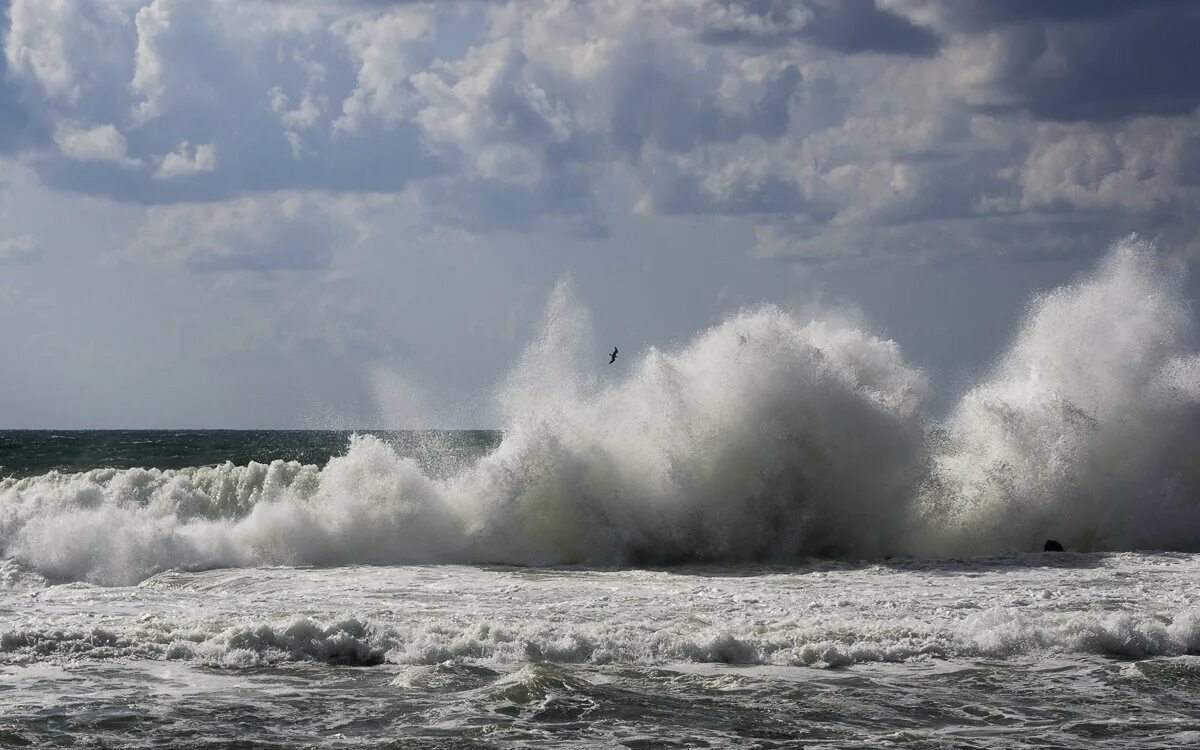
(1, 0, 1199, 428)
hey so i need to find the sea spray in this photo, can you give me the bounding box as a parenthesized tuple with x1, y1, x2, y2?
(453, 302, 927, 565)
(916, 236, 1200, 554)
(0, 296, 926, 583)
(3, 236, 1200, 584)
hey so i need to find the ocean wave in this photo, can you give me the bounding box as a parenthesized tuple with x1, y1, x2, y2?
(916, 237, 1200, 554)
(2, 235, 1199, 584)
(3, 607, 1199, 669)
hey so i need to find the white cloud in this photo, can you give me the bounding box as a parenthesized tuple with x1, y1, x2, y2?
(131, 0, 171, 124)
(0, 0, 1196, 263)
(0, 236, 43, 264)
(1018, 120, 1195, 215)
(120, 192, 377, 273)
(53, 121, 140, 166)
(409, 38, 561, 187)
(269, 86, 323, 132)
(332, 8, 436, 134)
(156, 141, 216, 179)
(6, 0, 85, 102)
(6, 0, 134, 107)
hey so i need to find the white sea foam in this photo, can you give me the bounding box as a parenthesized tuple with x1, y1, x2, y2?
(3, 555, 1199, 669)
(5, 609, 1199, 668)
(1, 236, 1199, 584)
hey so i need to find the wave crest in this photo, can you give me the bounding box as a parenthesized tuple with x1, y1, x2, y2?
(917, 237, 1200, 553)
(3, 236, 1200, 583)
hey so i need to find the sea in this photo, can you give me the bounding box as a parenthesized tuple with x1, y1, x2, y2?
(4, 237, 1200, 747)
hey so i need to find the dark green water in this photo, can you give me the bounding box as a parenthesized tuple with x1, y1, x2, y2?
(0, 430, 502, 479)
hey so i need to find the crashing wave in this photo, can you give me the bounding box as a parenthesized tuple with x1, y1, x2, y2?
(2, 236, 1199, 584)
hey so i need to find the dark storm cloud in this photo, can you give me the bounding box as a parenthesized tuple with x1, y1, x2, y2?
(697, 0, 940, 56)
(908, 0, 1197, 33)
(891, 0, 1200, 122)
(800, 0, 940, 56)
(979, 11, 1200, 122)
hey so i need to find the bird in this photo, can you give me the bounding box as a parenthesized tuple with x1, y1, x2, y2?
(609, 347, 618, 364)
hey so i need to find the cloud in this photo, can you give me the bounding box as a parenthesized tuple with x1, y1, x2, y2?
(332, 7, 436, 133)
(0, 1, 44, 152)
(799, 0, 941, 55)
(692, 0, 940, 56)
(880, 0, 1194, 35)
(6, 0, 135, 113)
(52, 121, 140, 165)
(0, 235, 42, 264)
(121, 193, 360, 273)
(886, 0, 1200, 122)
(0, 0, 1198, 265)
(752, 213, 1131, 266)
(10, 0, 442, 204)
(130, 0, 171, 123)
(6, 0, 86, 103)
(155, 141, 216, 179)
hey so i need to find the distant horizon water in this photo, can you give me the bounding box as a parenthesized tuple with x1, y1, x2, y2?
(0, 429, 502, 480)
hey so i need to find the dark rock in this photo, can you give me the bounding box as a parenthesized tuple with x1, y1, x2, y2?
(1043, 539, 1064, 552)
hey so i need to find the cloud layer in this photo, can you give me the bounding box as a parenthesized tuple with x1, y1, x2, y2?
(0, 0, 1196, 267)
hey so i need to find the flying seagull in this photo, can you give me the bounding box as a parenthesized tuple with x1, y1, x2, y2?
(609, 347, 618, 364)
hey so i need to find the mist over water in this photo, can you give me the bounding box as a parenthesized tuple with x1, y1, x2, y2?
(3, 236, 1200, 585)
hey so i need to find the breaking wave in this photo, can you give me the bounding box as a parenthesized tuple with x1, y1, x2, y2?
(3, 601, 1199, 669)
(2, 235, 1200, 584)
(916, 238, 1200, 554)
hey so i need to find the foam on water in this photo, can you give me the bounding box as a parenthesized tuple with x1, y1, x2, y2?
(6, 608, 1200, 669)
(2, 236, 1200, 584)
(2, 554, 1199, 669)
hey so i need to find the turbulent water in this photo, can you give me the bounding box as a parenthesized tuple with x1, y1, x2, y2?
(4, 236, 1200, 747)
